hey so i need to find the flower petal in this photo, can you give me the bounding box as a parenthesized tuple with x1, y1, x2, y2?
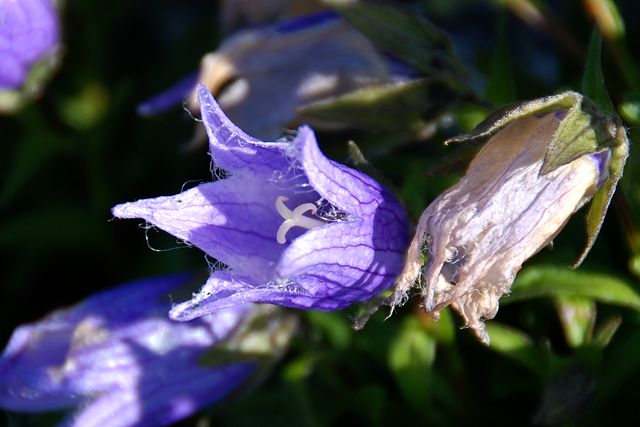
(170, 268, 342, 319)
(197, 86, 291, 175)
(276, 219, 408, 309)
(136, 73, 199, 116)
(0, 274, 192, 411)
(112, 177, 313, 282)
(171, 209, 408, 316)
(296, 125, 404, 220)
(61, 363, 253, 427)
(170, 271, 263, 321)
(0, 274, 251, 413)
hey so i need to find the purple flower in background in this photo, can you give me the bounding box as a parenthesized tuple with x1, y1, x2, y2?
(0, 0, 59, 89)
(114, 86, 409, 321)
(0, 273, 256, 427)
(138, 11, 406, 140)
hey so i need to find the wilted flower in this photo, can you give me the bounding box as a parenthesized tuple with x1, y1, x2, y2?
(393, 92, 628, 343)
(138, 11, 404, 140)
(0, 0, 60, 111)
(114, 85, 409, 320)
(0, 273, 296, 427)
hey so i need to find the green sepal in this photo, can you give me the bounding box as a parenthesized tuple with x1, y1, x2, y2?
(443, 92, 616, 171)
(443, 91, 580, 146)
(322, 0, 467, 87)
(539, 97, 615, 175)
(298, 79, 435, 134)
(574, 122, 629, 267)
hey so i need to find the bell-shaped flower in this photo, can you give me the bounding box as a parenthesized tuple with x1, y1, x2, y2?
(137, 11, 405, 140)
(0, 273, 295, 427)
(114, 85, 409, 321)
(0, 0, 60, 112)
(392, 92, 629, 343)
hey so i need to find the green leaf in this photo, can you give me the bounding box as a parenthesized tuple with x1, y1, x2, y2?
(282, 353, 318, 382)
(630, 254, 640, 279)
(485, 322, 551, 375)
(505, 266, 640, 311)
(554, 296, 596, 348)
(305, 311, 352, 350)
(590, 0, 626, 39)
(592, 315, 622, 348)
(581, 28, 615, 114)
(387, 317, 436, 417)
(619, 91, 640, 125)
(485, 11, 516, 106)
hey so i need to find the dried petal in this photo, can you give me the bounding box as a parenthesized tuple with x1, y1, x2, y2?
(395, 106, 622, 343)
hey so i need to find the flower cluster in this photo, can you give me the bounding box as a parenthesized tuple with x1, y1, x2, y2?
(1, 2, 633, 426)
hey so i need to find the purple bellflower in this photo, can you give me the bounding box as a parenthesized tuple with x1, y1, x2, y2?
(137, 11, 406, 140)
(114, 85, 409, 321)
(0, 0, 59, 89)
(0, 274, 258, 427)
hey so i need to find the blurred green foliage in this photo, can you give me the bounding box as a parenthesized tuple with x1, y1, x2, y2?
(3, 0, 640, 426)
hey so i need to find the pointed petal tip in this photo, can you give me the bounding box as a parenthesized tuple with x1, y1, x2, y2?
(195, 83, 212, 106)
(111, 201, 144, 219)
(168, 302, 199, 322)
(295, 124, 318, 146)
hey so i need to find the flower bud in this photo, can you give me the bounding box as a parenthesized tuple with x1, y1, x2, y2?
(393, 92, 628, 343)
